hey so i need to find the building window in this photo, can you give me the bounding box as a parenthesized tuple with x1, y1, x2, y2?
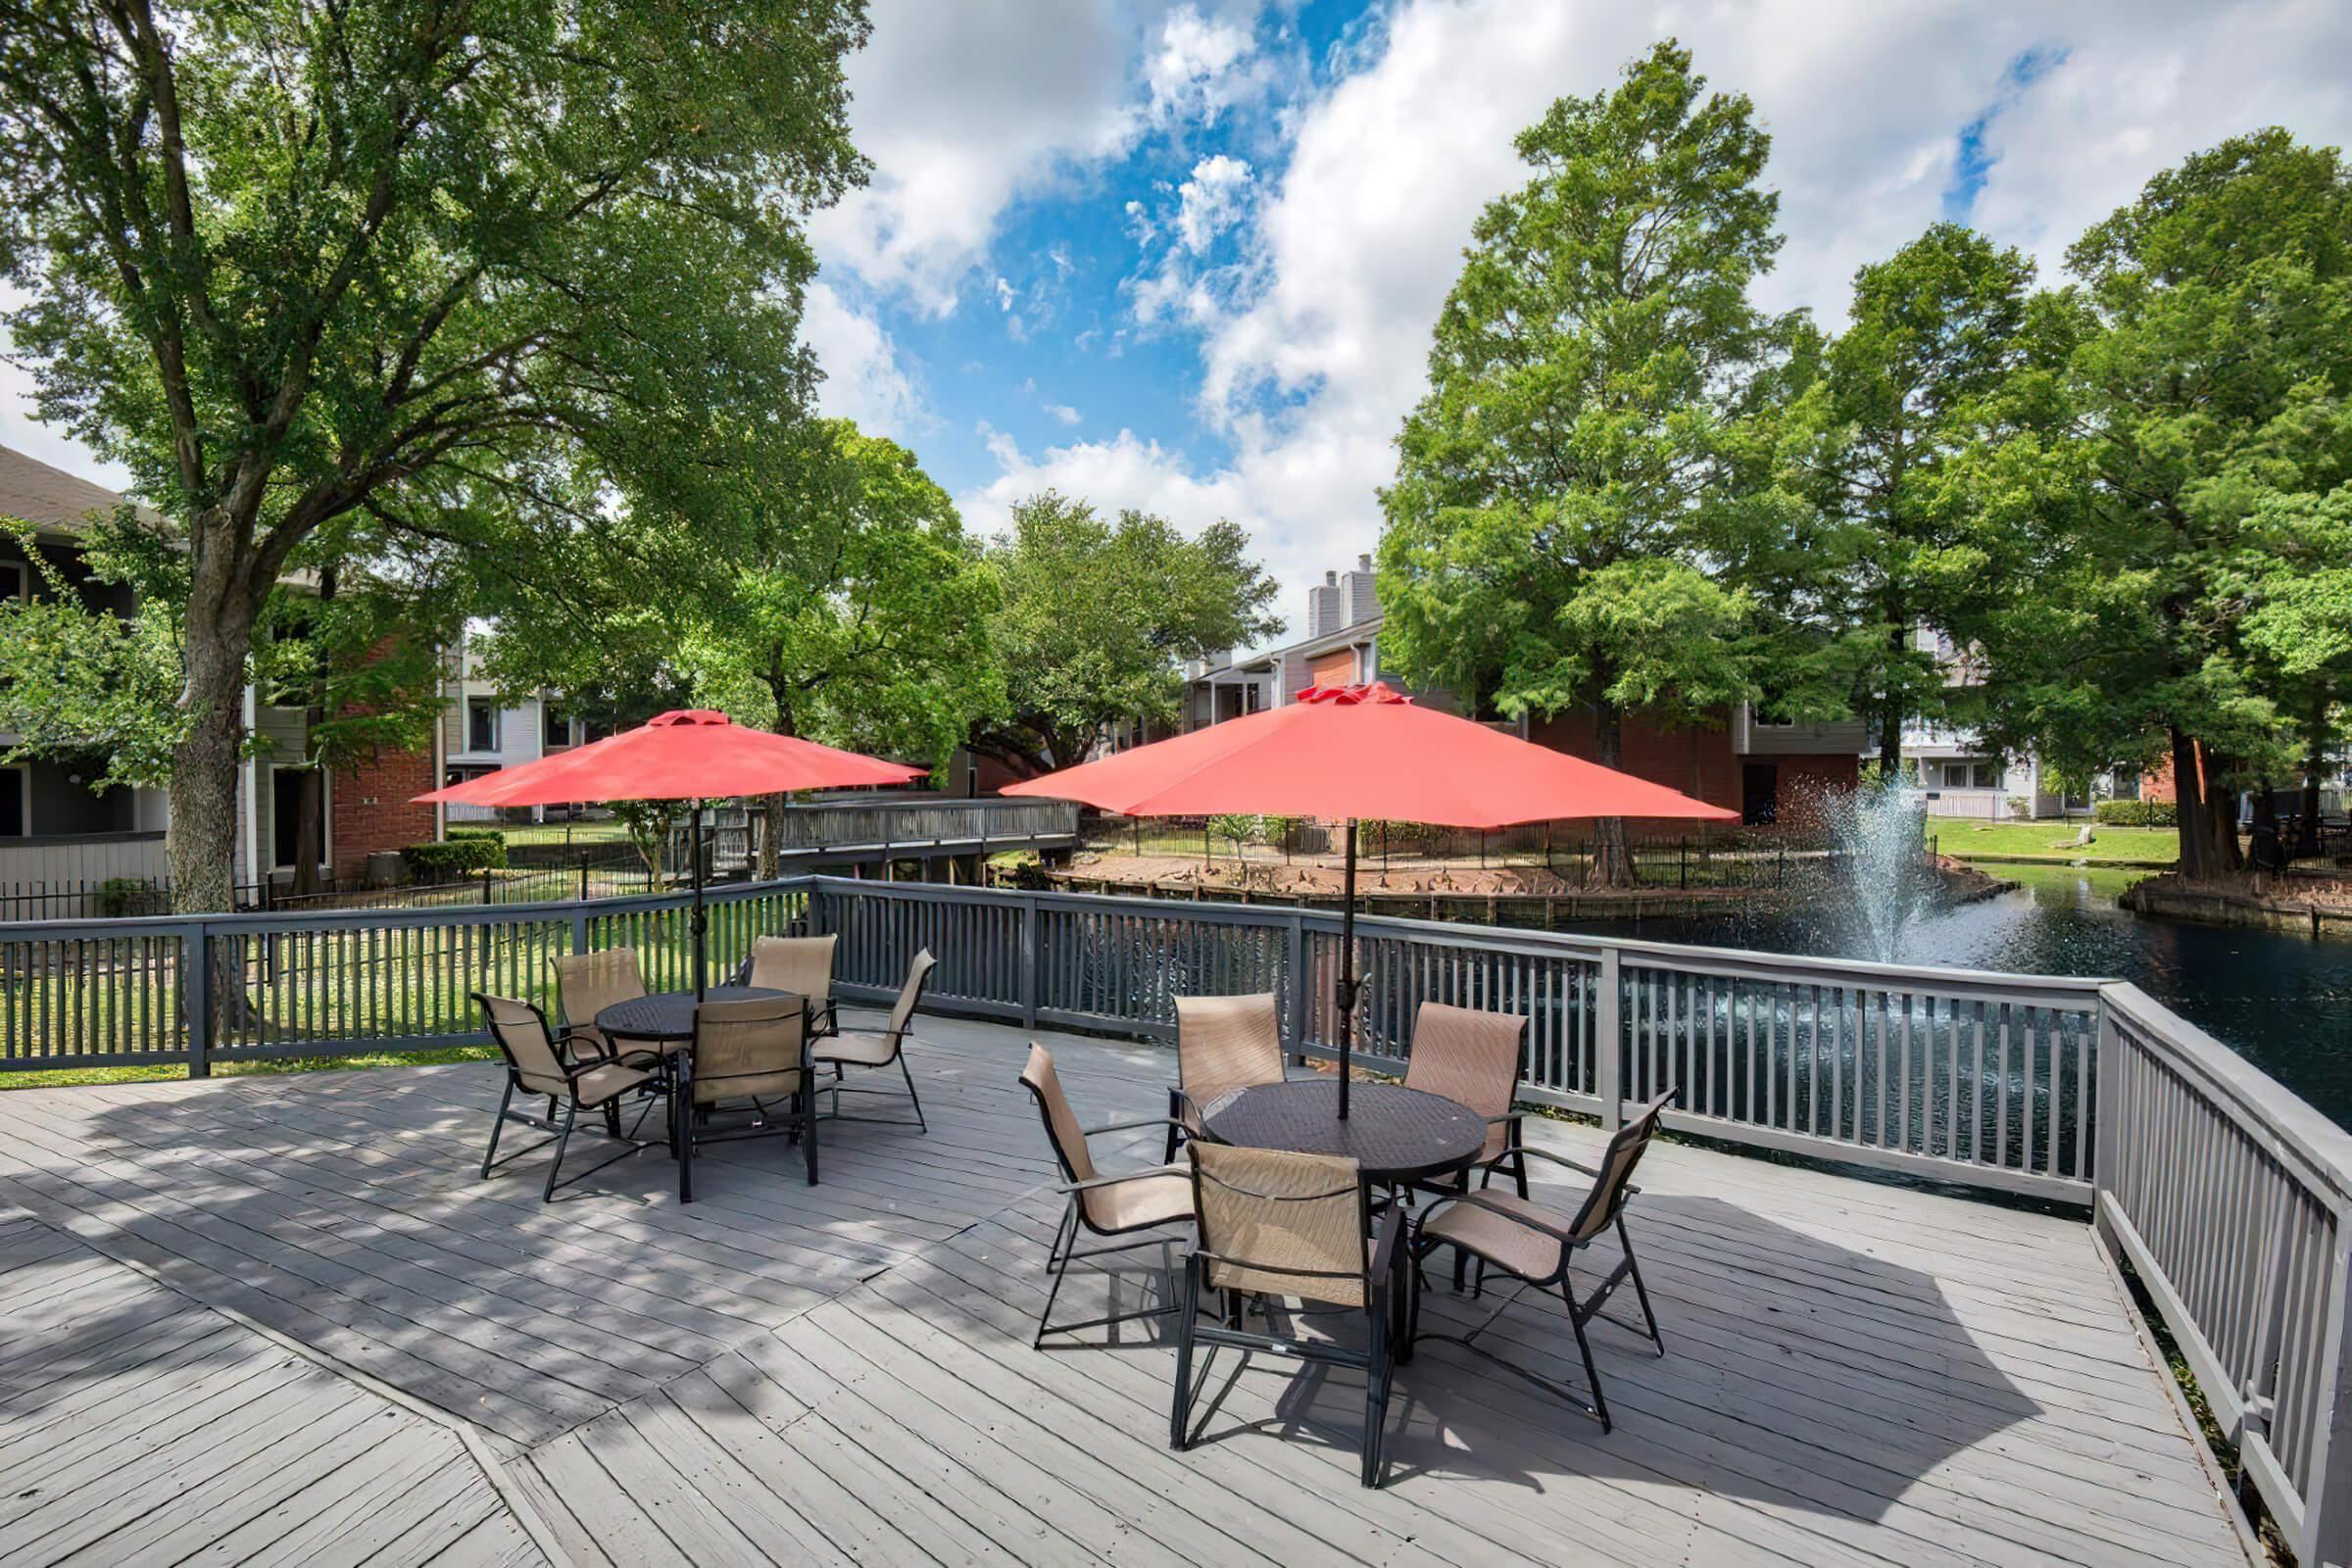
(543, 706, 571, 750)
(466, 697, 499, 753)
(271, 767, 309, 869)
(0, 559, 24, 603)
(0, 767, 25, 836)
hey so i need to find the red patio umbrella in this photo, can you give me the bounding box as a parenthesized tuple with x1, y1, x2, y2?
(416, 710, 925, 997)
(1002, 682, 1736, 1114)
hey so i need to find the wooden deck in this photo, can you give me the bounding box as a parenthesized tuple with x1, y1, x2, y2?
(0, 1013, 2252, 1566)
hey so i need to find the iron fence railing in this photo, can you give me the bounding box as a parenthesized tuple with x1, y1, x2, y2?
(0, 871, 2344, 1556)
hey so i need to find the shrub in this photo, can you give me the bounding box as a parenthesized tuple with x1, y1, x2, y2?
(445, 825, 507, 846)
(98, 877, 165, 917)
(2093, 799, 2177, 827)
(401, 836, 509, 880)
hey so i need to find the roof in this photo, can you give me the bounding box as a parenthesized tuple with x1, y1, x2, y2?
(0, 443, 163, 537)
(1195, 610, 1386, 681)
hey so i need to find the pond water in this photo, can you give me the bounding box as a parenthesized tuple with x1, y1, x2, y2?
(1554, 864, 2352, 1132)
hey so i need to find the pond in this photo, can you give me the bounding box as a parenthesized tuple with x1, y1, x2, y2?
(1554, 863, 2352, 1132)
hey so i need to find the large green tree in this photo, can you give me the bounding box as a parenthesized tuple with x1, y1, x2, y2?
(1959, 130, 2352, 877)
(0, 0, 868, 911)
(1377, 42, 1784, 884)
(969, 495, 1281, 776)
(1783, 222, 2038, 775)
(485, 418, 1004, 876)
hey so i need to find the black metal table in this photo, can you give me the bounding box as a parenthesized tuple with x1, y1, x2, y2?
(597, 986, 799, 1202)
(1201, 1080, 1488, 1186)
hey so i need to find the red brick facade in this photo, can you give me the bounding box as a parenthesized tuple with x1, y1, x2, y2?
(2141, 753, 2178, 804)
(330, 745, 436, 880)
(1525, 709, 1857, 829)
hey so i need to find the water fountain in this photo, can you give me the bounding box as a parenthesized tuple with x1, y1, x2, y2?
(1811, 778, 1940, 962)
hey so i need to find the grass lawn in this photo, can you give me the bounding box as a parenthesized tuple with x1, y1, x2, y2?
(2, 1044, 500, 1092)
(492, 818, 635, 848)
(1928, 819, 2179, 865)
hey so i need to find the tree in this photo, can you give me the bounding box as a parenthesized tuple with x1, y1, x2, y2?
(1378, 42, 1784, 885)
(1783, 223, 2037, 776)
(0, 0, 869, 912)
(1958, 131, 2352, 877)
(969, 495, 1281, 777)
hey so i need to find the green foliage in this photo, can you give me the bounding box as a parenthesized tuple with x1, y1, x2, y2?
(1377, 42, 1781, 740)
(2095, 799, 2179, 827)
(972, 494, 1282, 772)
(1952, 129, 2352, 871)
(97, 877, 166, 918)
(0, 0, 870, 907)
(0, 517, 186, 787)
(604, 799, 680, 879)
(1777, 222, 2042, 760)
(444, 826, 507, 846)
(1208, 813, 1264, 855)
(401, 838, 508, 880)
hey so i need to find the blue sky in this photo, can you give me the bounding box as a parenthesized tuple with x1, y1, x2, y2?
(8, 1, 2352, 642)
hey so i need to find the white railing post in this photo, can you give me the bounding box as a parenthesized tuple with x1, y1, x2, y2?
(2306, 1227, 2352, 1567)
(1595, 945, 1622, 1131)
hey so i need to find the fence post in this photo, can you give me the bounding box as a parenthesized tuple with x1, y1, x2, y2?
(1285, 912, 1307, 1064)
(1019, 896, 1040, 1028)
(1594, 945, 1621, 1130)
(2305, 1233, 2352, 1568)
(579, 859, 589, 903)
(185, 922, 211, 1080)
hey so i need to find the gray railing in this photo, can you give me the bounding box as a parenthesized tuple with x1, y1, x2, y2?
(0, 871, 2346, 1557)
(768, 796, 1080, 854)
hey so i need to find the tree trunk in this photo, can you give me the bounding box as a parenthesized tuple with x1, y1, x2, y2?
(1878, 617, 1907, 782)
(292, 564, 337, 896)
(2297, 697, 2327, 860)
(1586, 701, 1635, 889)
(757, 686, 800, 882)
(2249, 776, 2282, 873)
(170, 564, 263, 1041)
(2172, 728, 2211, 879)
(2205, 755, 2243, 876)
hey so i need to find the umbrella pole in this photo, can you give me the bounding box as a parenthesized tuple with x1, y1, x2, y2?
(1338, 818, 1357, 1120)
(690, 801, 709, 1004)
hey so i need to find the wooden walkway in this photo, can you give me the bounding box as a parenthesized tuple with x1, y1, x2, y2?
(0, 1015, 2251, 1566)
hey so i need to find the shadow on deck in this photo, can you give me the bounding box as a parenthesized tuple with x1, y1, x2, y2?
(0, 1013, 2248, 1566)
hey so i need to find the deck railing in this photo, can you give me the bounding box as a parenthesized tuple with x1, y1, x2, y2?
(0, 872, 2345, 1558)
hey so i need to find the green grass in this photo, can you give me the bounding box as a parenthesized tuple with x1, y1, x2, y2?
(1927, 819, 2178, 865)
(2, 1044, 501, 1092)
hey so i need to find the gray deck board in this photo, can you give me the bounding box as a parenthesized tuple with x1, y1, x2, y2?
(0, 1011, 2249, 1567)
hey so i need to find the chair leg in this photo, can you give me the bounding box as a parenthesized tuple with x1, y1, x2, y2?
(898, 1054, 927, 1133)
(1163, 1088, 1182, 1165)
(542, 1100, 577, 1203)
(803, 1082, 820, 1186)
(1361, 1293, 1392, 1488)
(1563, 1272, 1611, 1433)
(481, 1081, 514, 1178)
(1618, 1215, 1665, 1353)
(1170, 1257, 1202, 1450)
(1035, 1199, 1080, 1348)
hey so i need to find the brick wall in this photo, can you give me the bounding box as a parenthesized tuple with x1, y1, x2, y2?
(1524, 707, 1857, 827)
(2141, 753, 2178, 804)
(330, 745, 435, 880)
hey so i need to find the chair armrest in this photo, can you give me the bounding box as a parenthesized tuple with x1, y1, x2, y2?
(1084, 1115, 1188, 1137)
(1509, 1145, 1604, 1178)
(1056, 1168, 1177, 1196)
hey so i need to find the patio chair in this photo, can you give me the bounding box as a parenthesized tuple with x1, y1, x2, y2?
(474, 993, 663, 1202)
(1020, 1044, 1194, 1348)
(1172, 1141, 1408, 1489)
(744, 933, 840, 1039)
(1405, 1089, 1674, 1432)
(811, 949, 936, 1132)
(1402, 1002, 1530, 1288)
(1164, 992, 1287, 1162)
(551, 947, 649, 1059)
(686, 993, 818, 1186)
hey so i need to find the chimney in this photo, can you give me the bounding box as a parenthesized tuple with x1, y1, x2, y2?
(1343, 553, 1379, 628)
(1307, 570, 1342, 641)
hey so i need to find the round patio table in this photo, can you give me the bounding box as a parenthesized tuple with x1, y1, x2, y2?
(1201, 1080, 1487, 1186)
(597, 986, 799, 1203)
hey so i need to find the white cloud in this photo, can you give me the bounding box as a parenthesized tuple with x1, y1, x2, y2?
(800, 281, 931, 443)
(1044, 403, 1084, 426)
(1175, 154, 1254, 253)
(1146, 5, 1259, 124)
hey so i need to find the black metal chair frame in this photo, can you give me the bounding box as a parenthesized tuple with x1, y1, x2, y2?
(1404, 1096, 1673, 1433)
(813, 953, 936, 1135)
(681, 996, 820, 1188)
(1171, 1153, 1410, 1490)
(474, 994, 668, 1202)
(1020, 1078, 1193, 1348)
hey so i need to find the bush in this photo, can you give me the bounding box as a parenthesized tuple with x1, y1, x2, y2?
(445, 825, 507, 846)
(98, 877, 165, 917)
(400, 836, 509, 880)
(2094, 799, 2177, 827)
